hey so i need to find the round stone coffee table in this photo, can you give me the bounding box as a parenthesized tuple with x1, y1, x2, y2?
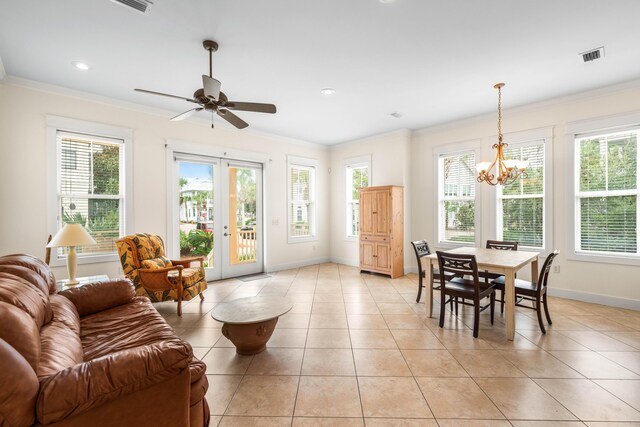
(211, 296, 293, 355)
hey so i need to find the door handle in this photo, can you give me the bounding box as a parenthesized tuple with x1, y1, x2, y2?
(224, 233, 229, 236)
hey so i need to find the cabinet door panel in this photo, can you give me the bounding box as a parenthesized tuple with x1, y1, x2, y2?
(360, 190, 375, 235)
(375, 243, 390, 271)
(374, 190, 389, 235)
(360, 242, 376, 269)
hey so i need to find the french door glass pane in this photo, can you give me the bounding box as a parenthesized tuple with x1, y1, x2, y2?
(229, 167, 257, 265)
(179, 162, 214, 266)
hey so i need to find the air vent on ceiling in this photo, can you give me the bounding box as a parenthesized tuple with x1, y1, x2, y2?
(110, 0, 153, 14)
(581, 47, 604, 63)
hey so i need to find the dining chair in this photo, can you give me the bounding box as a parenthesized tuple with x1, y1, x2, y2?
(479, 239, 518, 314)
(411, 240, 458, 305)
(436, 251, 497, 338)
(491, 250, 559, 334)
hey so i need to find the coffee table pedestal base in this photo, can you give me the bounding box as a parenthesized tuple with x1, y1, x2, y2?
(221, 318, 279, 355)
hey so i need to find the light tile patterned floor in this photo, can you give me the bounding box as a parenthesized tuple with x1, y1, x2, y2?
(154, 263, 640, 426)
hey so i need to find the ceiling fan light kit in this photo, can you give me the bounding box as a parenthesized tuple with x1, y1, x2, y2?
(134, 40, 276, 129)
(476, 83, 528, 186)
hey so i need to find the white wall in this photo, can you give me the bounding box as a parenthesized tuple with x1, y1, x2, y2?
(0, 81, 330, 280)
(2, 77, 639, 309)
(410, 80, 640, 308)
(329, 130, 412, 269)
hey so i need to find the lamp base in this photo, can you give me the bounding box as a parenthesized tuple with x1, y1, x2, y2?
(65, 279, 80, 286)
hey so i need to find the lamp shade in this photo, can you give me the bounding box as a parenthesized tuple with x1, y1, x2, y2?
(47, 224, 97, 248)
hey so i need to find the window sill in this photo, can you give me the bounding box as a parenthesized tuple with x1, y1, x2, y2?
(49, 253, 119, 268)
(287, 235, 318, 244)
(567, 251, 640, 267)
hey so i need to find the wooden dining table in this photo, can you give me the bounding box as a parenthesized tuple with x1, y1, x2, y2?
(423, 247, 540, 340)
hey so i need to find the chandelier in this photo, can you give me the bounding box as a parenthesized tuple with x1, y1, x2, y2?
(476, 83, 528, 186)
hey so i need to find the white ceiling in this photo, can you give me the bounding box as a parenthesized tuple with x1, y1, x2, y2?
(1, 0, 639, 144)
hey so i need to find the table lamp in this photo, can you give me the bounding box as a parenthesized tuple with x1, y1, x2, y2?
(47, 224, 97, 285)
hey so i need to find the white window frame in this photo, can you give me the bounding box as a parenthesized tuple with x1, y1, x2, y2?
(287, 155, 318, 243)
(434, 140, 482, 249)
(46, 116, 133, 266)
(566, 111, 640, 266)
(344, 154, 372, 240)
(494, 127, 554, 254)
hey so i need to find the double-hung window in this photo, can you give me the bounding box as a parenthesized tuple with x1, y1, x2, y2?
(345, 156, 370, 238)
(287, 156, 317, 242)
(47, 117, 132, 264)
(574, 128, 638, 258)
(438, 150, 477, 244)
(497, 140, 546, 249)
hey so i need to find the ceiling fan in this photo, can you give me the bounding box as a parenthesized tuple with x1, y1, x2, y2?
(134, 40, 276, 129)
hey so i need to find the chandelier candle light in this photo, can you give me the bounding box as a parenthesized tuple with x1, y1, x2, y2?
(476, 83, 528, 185)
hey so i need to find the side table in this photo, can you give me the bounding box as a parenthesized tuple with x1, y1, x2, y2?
(56, 274, 109, 292)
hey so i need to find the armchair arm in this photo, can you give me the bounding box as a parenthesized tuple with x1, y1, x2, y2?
(139, 266, 183, 291)
(171, 256, 204, 268)
(36, 340, 192, 425)
(59, 279, 135, 317)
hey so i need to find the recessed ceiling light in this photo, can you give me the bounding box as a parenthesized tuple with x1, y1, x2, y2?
(389, 112, 402, 118)
(71, 61, 91, 71)
(320, 87, 336, 96)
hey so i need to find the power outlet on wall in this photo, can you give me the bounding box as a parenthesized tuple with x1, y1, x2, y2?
(553, 265, 560, 273)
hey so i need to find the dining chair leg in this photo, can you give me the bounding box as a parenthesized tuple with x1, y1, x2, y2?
(454, 298, 458, 315)
(416, 274, 423, 303)
(490, 292, 495, 325)
(535, 296, 546, 334)
(473, 300, 480, 338)
(543, 292, 553, 325)
(500, 289, 505, 314)
(439, 289, 446, 328)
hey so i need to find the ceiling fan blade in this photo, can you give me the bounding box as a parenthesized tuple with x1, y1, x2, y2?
(170, 107, 204, 121)
(134, 88, 199, 103)
(202, 75, 221, 101)
(225, 102, 277, 114)
(217, 109, 249, 129)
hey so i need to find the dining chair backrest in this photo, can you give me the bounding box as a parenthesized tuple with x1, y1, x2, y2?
(535, 250, 559, 294)
(486, 240, 519, 251)
(411, 240, 432, 277)
(436, 251, 480, 294)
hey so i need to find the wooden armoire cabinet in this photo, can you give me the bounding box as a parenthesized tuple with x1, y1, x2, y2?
(358, 185, 404, 278)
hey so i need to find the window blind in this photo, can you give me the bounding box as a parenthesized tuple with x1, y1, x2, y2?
(499, 142, 545, 248)
(440, 151, 476, 243)
(57, 132, 123, 256)
(577, 130, 638, 254)
(289, 164, 313, 237)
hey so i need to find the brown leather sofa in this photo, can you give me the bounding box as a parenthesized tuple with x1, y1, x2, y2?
(0, 254, 210, 427)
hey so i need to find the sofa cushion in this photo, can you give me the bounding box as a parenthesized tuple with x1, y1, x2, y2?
(37, 340, 192, 425)
(0, 340, 39, 427)
(80, 297, 179, 361)
(50, 293, 81, 335)
(0, 254, 57, 294)
(60, 279, 135, 318)
(0, 301, 41, 371)
(0, 272, 52, 328)
(141, 256, 172, 269)
(0, 264, 51, 298)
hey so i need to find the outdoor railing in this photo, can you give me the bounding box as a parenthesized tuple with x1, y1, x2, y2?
(232, 228, 257, 264)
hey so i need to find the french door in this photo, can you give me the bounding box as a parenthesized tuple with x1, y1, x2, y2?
(172, 154, 263, 280)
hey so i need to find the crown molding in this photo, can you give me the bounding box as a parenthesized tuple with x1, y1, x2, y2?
(412, 78, 640, 138)
(330, 128, 411, 150)
(1, 75, 326, 150)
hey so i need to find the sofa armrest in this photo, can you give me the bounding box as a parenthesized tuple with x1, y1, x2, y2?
(171, 257, 204, 268)
(59, 279, 135, 317)
(37, 340, 192, 425)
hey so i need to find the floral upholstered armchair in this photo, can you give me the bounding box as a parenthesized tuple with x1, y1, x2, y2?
(116, 233, 207, 315)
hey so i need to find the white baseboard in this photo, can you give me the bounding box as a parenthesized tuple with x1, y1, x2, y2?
(266, 257, 331, 273)
(329, 257, 359, 267)
(548, 287, 640, 311)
